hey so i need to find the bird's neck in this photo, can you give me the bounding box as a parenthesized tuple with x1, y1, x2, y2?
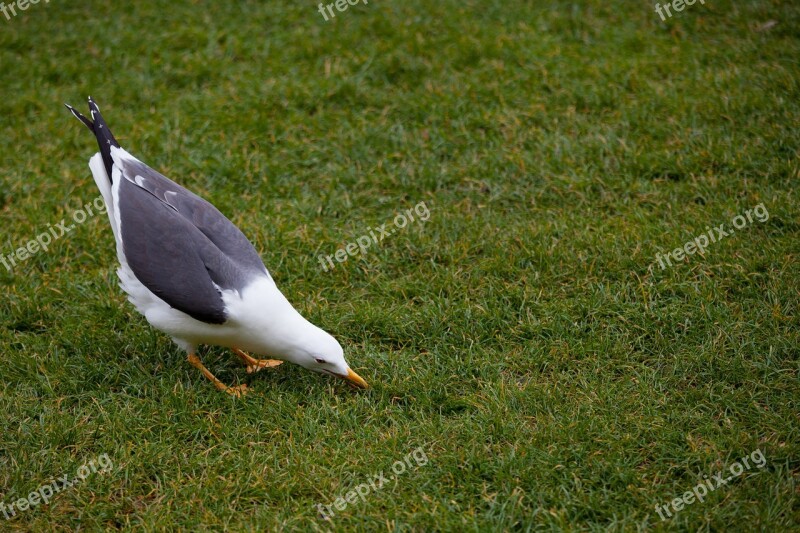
(229, 276, 319, 362)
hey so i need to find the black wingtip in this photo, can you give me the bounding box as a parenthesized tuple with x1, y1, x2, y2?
(75, 96, 120, 180)
(87, 96, 101, 120)
(65, 102, 95, 132)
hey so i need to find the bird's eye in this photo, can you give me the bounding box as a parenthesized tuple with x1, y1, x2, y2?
(315, 358, 327, 364)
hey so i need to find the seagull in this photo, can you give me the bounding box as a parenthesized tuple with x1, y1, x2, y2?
(65, 97, 368, 395)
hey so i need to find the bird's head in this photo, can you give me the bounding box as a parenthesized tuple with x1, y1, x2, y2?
(290, 325, 368, 389)
(239, 279, 369, 389)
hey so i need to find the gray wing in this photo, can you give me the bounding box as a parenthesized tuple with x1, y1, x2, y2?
(116, 156, 269, 324)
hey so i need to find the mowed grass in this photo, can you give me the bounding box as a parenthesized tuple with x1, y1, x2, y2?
(0, 0, 798, 530)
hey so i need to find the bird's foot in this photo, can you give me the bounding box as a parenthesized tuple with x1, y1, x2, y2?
(246, 360, 283, 374)
(187, 353, 248, 397)
(225, 384, 249, 397)
(233, 348, 284, 373)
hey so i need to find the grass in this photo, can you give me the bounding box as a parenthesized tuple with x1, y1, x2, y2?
(0, 0, 798, 530)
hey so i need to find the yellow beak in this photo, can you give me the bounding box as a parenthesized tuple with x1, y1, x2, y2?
(342, 368, 369, 389)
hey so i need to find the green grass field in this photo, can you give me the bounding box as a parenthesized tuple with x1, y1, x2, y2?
(1, 0, 798, 530)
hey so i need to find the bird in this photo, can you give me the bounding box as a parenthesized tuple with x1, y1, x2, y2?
(64, 97, 368, 396)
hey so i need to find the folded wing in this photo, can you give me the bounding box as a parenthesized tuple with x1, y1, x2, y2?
(113, 149, 269, 324)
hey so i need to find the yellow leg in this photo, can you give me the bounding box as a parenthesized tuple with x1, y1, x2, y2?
(187, 353, 248, 397)
(232, 348, 284, 374)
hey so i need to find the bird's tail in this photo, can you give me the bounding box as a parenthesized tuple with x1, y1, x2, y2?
(64, 97, 120, 181)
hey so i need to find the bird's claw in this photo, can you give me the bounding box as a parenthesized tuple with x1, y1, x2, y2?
(246, 359, 284, 373)
(233, 348, 283, 373)
(225, 384, 249, 397)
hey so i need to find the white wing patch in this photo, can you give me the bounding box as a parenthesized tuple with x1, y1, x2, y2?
(123, 171, 181, 213)
(164, 190, 179, 209)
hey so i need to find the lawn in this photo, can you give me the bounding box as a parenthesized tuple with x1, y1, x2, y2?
(0, 0, 798, 530)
